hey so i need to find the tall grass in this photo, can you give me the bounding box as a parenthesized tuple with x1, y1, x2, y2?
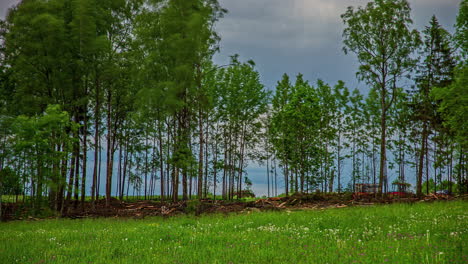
(0, 201, 466, 263)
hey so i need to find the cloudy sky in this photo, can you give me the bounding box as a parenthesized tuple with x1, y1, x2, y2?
(0, 0, 462, 196)
(214, 0, 461, 92)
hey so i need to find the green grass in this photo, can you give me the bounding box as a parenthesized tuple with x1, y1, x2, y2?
(0, 201, 467, 264)
(1, 195, 24, 203)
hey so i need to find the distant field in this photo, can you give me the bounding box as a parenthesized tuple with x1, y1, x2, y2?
(0, 201, 467, 264)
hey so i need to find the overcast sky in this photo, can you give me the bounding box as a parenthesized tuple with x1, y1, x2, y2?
(0, 0, 462, 195)
(213, 0, 461, 92)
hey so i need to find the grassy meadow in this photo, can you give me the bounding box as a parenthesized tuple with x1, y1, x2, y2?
(0, 201, 467, 264)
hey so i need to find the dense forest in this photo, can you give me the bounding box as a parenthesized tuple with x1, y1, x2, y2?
(0, 0, 466, 217)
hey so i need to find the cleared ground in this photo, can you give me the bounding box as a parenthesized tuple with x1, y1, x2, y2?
(0, 201, 467, 264)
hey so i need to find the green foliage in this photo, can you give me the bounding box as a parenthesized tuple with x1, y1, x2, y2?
(342, 0, 421, 194)
(12, 105, 77, 157)
(9, 105, 77, 209)
(341, 0, 420, 87)
(211, 57, 269, 198)
(0, 0, 466, 208)
(421, 179, 458, 195)
(455, 0, 468, 59)
(270, 74, 345, 193)
(432, 66, 468, 149)
(0, 167, 21, 196)
(185, 199, 201, 215)
(414, 15, 456, 127)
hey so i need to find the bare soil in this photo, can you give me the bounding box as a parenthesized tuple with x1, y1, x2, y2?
(1, 193, 465, 221)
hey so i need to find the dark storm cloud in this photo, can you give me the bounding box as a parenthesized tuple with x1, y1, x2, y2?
(214, 0, 461, 91)
(411, 0, 460, 28)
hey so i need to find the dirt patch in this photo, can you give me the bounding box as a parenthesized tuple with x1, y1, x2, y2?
(1, 193, 465, 221)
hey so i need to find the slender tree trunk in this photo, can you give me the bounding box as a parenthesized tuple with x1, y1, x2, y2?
(352, 135, 356, 192)
(237, 125, 246, 198)
(36, 157, 43, 213)
(121, 139, 128, 200)
(166, 118, 172, 199)
(230, 129, 237, 200)
(97, 137, 102, 200)
(126, 155, 131, 200)
(417, 122, 427, 197)
(285, 163, 289, 196)
(300, 145, 305, 193)
(117, 143, 123, 199)
(267, 146, 270, 197)
(66, 150, 76, 211)
(158, 122, 164, 201)
(58, 147, 68, 212)
(328, 149, 334, 193)
(198, 109, 204, 199)
(189, 163, 193, 199)
(372, 140, 376, 187)
(295, 167, 299, 193)
(105, 91, 113, 207)
(151, 136, 157, 199)
(182, 167, 187, 201)
(212, 126, 219, 200)
(222, 131, 228, 200)
(144, 133, 149, 200)
(274, 158, 278, 196)
(204, 124, 209, 198)
(81, 113, 87, 208)
(434, 134, 438, 194)
(172, 118, 179, 202)
(458, 149, 463, 194)
(379, 100, 387, 197)
(425, 135, 430, 195)
(49, 143, 58, 210)
(91, 79, 100, 203)
(73, 143, 80, 208)
(449, 145, 453, 194)
(189, 138, 194, 200)
(172, 166, 179, 202)
(401, 145, 406, 190)
(337, 131, 342, 193)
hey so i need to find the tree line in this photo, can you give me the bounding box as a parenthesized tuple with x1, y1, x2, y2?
(0, 0, 466, 216)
